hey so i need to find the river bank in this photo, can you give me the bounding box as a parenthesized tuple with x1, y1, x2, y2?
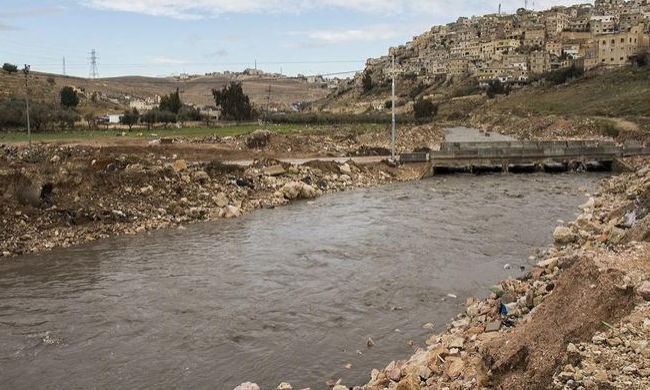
(0, 143, 429, 259)
(233, 157, 650, 390)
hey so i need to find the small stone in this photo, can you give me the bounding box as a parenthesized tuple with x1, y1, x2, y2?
(233, 383, 260, 390)
(277, 382, 292, 390)
(388, 367, 402, 381)
(485, 321, 501, 333)
(503, 263, 512, 270)
(192, 170, 210, 183)
(422, 322, 435, 330)
(567, 343, 578, 353)
(171, 159, 187, 172)
(447, 359, 465, 378)
(262, 165, 286, 176)
(449, 337, 464, 349)
(339, 163, 353, 175)
(367, 337, 374, 348)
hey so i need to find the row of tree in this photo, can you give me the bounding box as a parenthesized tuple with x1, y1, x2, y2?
(118, 83, 256, 130)
(0, 99, 80, 131)
(0, 85, 83, 130)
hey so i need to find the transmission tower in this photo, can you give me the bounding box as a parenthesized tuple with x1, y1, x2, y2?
(63, 57, 66, 76)
(89, 49, 99, 79)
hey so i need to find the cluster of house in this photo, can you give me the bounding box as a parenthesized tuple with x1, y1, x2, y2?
(364, 0, 650, 87)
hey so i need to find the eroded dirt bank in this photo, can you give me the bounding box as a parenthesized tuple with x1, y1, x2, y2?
(234, 158, 650, 390)
(0, 143, 428, 258)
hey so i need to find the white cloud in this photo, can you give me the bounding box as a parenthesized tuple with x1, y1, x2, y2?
(287, 24, 426, 45)
(79, 0, 587, 20)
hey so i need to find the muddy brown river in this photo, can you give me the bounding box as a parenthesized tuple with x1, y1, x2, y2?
(0, 173, 606, 390)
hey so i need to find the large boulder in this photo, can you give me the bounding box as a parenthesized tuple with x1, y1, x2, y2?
(214, 192, 229, 208)
(553, 226, 576, 245)
(222, 205, 241, 219)
(281, 182, 318, 200)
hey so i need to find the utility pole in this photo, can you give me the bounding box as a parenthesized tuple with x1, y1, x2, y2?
(89, 49, 99, 79)
(63, 56, 66, 76)
(391, 54, 396, 163)
(23, 65, 32, 148)
(264, 84, 272, 126)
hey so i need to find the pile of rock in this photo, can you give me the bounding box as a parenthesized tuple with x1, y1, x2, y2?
(0, 145, 417, 258)
(553, 303, 650, 390)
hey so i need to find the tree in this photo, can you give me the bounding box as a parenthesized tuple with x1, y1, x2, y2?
(60, 86, 80, 108)
(53, 108, 80, 130)
(157, 110, 177, 128)
(2, 63, 18, 74)
(177, 106, 201, 126)
(212, 82, 255, 121)
(413, 99, 439, 120)
(84, 112, 97, 129)
(361, 70, 373, 93)
(28, 103, 55, 132)
(120, 108, 140, 130)
(486, 80, 510, 98)
(159, 88, 182, 114)
(141, 110, 158, 130)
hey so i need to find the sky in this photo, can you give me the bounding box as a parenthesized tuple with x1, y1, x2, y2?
(0, 0, 585, 78)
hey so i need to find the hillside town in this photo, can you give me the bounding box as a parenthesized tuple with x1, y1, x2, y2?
(364, 0, 650, 87)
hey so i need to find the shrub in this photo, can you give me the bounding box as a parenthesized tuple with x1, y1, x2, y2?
(409, 82, 428, 99)
(595, 119, 620, 138)
(362, 70, 373, 94)
(53, 108, 80, 130)
(60, 86, 80, 108)
(2, 63, 18, 74)
(486, 80, 510, 98)
(413, 99, 439, 120)
(544, 63, 584, 85)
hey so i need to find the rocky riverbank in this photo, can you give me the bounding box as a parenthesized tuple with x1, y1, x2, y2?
(233, 158, 650, 390)
(0, 144, 428, 259)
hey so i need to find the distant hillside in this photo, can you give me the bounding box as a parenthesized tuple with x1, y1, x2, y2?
(0, 71, 330, 114)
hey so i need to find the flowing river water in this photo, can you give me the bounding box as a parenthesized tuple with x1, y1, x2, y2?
(0, 173, 607, 390)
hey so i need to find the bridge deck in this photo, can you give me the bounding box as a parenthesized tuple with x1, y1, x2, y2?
(401, 140, 650, 167)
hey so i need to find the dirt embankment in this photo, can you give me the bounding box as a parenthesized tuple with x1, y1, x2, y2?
(233, 159, 650, 390)
(0, 142, 428, 258)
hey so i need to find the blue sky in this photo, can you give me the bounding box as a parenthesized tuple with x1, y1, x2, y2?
(0, 0, 582, 78)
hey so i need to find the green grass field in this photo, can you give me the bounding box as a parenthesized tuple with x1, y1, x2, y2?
(0, 123, 389, 143)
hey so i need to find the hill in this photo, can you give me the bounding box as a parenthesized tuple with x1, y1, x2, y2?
(0, 71, 330, 115)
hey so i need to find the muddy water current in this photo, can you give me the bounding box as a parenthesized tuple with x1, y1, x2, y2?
(0, 173, 606, 390)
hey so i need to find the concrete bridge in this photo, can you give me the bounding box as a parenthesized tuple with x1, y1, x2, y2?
(401, 140, 650, 173)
